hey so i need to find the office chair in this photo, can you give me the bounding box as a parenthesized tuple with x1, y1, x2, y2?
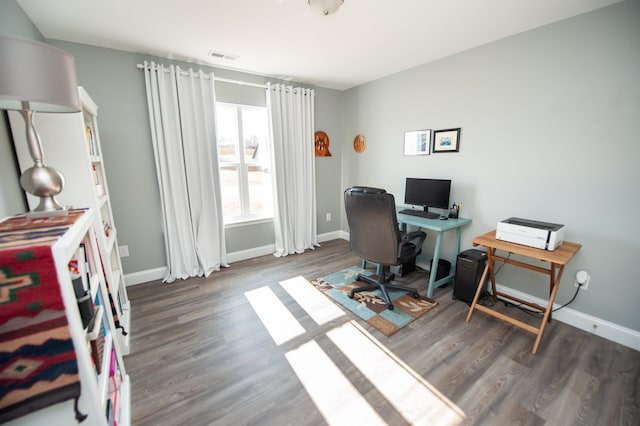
(344, 187, 426, 310)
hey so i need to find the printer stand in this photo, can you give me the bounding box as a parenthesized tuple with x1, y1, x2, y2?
(466, 230, 581, 354)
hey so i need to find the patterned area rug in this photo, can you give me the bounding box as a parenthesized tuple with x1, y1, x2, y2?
(310, 265, 437, 336)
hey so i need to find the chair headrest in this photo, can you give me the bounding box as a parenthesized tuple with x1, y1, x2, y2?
(345, 186, 387, 197)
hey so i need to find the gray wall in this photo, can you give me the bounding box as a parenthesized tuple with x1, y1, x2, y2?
(42, 41, 344, 273)
(0, 113, 26, 217)
(0, 0, 344, 273)
(341, 0, 640, 331)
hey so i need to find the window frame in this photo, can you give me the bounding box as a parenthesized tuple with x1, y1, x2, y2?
(216, 102, 273, 225)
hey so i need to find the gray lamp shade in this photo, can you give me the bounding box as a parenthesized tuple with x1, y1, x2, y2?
(0, 34, 80, 112)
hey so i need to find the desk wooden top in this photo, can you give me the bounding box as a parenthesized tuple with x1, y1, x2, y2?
(472, 230, 581, 265)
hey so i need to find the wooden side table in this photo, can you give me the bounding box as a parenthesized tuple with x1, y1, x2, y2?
(465, 230, 582, 354)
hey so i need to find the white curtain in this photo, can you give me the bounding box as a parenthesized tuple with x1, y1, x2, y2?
(143, 61, 227, 282)
(267, 83, 318, 257)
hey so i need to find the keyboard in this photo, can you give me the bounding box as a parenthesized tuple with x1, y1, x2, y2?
(398, 209, 440, 219)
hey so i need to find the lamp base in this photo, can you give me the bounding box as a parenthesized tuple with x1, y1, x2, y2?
(20, 164, 66, 212)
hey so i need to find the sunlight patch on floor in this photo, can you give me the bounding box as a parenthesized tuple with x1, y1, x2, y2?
(245, 286, 305, 345)
(327, 321, 466, 425)
(279, 275, 345, 325)
(285, 340, 387, 426)
(247, 276, 466, 425)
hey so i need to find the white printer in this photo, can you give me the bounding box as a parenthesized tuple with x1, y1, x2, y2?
(496, 217, 566, 251)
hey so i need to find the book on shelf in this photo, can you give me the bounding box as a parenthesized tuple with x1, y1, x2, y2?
(68, 244, 89, 291)
(89, 330, 105, 373)
(93, 165, 105, 196)
(68, 243, 95, 328)
(106, 398, 114, 426)
(92, 164, 100, 185)
(103, 221, 112, 237)
(85, 124, 97, 156)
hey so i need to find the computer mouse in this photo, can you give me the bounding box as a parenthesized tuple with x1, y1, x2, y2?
(439, 216, 448, 220)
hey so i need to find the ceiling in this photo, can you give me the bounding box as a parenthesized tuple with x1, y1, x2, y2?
(17, 0, 621, 91)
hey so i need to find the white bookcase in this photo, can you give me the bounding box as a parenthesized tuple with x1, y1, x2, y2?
(9, 87, 131, 355)
(1, 209, 130, 425)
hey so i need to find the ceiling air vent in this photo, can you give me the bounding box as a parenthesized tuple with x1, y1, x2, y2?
(207, 50, 239, 61)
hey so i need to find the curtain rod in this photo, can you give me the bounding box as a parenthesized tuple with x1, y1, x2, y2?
(136, 63, 267, 89)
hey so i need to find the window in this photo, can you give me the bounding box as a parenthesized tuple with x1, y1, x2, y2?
(216, 103, 273, 223)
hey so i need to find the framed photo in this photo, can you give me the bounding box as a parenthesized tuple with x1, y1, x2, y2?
(403, 129, 431, 155)
(433, 128, 461, 153)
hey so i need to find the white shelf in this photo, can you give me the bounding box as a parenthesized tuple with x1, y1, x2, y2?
(1, 209, 130, 426)
(6, 85, 132, 421)
(119, 375, 131, 426)
(98, 332, 114, 405)
(86, 305, 104, 340)
(10, 86, 131, 356)
(97, 194, 108, 208)
(117, 300, 131, 356)
(105, 227, 117, 255)
(111, 269, 123, 300)
(90, 271, 101, 300)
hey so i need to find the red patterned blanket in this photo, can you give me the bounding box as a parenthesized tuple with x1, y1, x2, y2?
(0, 211, 87, 422)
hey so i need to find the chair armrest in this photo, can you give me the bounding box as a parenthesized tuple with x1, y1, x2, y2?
(402, 230, 426, 242)
(400, 230, 426, 259)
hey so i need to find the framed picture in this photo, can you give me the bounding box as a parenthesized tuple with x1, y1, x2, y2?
(433, 128, 461, 153)
(403, 129, 431, 155)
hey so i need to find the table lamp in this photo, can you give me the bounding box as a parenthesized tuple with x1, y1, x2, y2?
(0, 34, 81, 212)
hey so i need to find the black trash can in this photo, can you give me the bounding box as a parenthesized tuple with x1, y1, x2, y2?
(391, 256, 417, 276)
(453, 249, 488, 304)
(430, 258, 451, 281)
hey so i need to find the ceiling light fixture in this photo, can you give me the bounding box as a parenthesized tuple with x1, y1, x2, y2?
(308, 0, 344, 16)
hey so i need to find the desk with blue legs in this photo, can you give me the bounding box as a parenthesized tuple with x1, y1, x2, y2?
(396, 212, 471, 298)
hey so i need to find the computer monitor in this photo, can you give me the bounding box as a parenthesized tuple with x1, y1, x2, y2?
(404, 178, 451, 213)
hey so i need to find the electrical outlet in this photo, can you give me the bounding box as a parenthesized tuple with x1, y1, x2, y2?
(326, 213, 331, 222)
(579, 275, 590, 290)
(119, 245, 130, 258)
(574, 270, 590, 290)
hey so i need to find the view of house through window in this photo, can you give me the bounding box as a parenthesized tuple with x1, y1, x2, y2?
(216, 103, 273, 222)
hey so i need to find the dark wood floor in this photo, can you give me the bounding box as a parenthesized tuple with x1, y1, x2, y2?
(126, 239, 640, 426)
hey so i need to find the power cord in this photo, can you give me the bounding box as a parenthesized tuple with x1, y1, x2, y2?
(477, 252, 507, 308)
(552, 283, 581, 312)
(479, 252, 581, 315)
(494, 280, 581, 318)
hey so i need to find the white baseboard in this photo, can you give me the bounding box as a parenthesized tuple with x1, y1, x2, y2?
(226, 244, 275, 263)
(125, 231, 345, 286)
(319, 230, 345, 242)
(496, 284, 640, 352)
(123, 246, 277, 286)
(124, 267, 167, 286)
